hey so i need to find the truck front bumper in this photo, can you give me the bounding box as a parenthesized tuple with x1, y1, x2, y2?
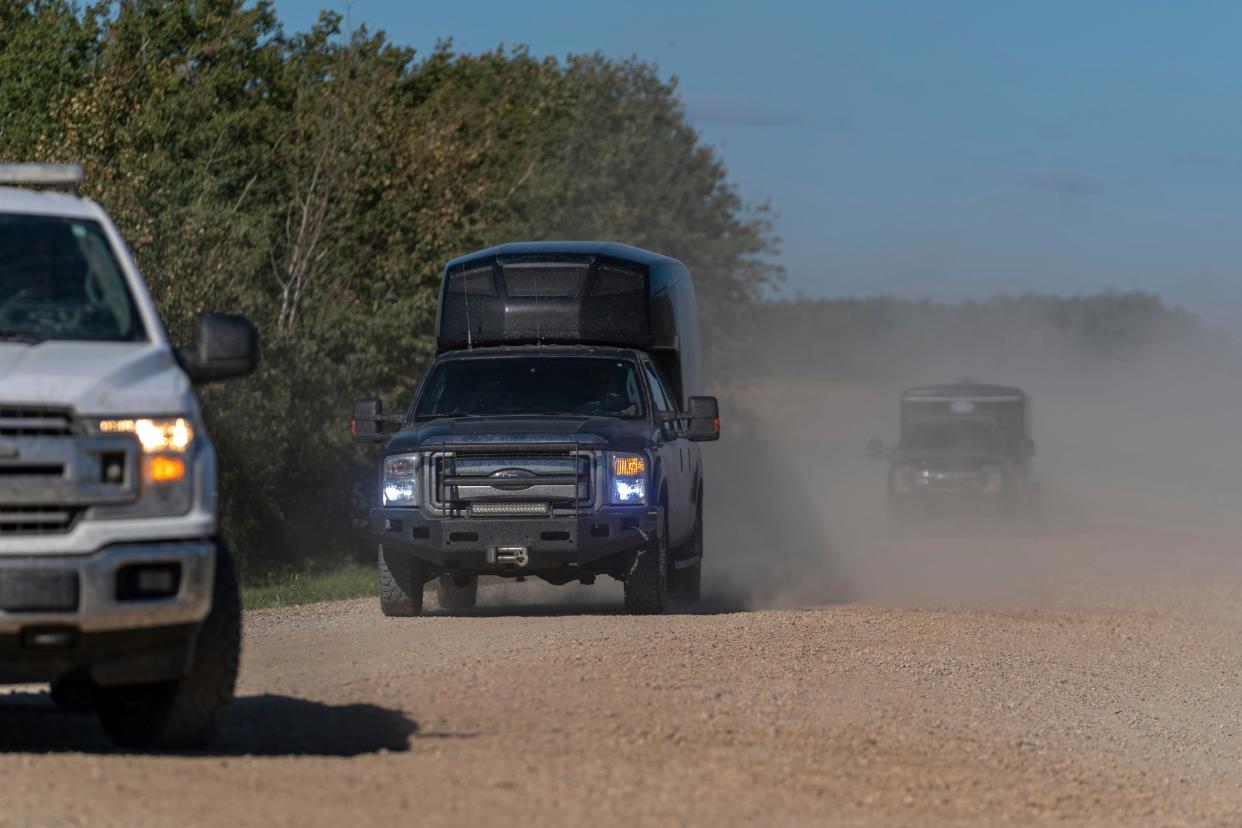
(371, 506, 661, 573)
(0, 541, 215, 685)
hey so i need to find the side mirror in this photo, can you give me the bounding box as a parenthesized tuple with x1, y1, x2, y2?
(352, 397, 386, 444)
(178, 313, 258, 384)
(682, 396, 720, 442)
(1024, 436, 1035, 457)
(866, 438, 884, 458)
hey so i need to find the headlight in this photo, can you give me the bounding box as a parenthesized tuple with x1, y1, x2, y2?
(383, 453, 419, 506)
(97, 417, 194, 485)
(610, 452, 647, 505)
(98, 418, 194, 453)
(89, 416, 198, 517)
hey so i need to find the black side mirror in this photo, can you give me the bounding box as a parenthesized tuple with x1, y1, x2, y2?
(178, 313, 258, 384)
(352, 397, 385, 444)
(682, 396, 720, 442)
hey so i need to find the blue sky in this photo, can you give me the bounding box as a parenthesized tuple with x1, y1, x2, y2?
(274, 0, 1242, 321)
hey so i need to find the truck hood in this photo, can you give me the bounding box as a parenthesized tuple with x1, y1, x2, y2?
(0, 340, 195, 417)
(386, 415, 657, 454)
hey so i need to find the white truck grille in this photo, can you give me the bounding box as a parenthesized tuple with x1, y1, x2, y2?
(0, 406, 75, 437)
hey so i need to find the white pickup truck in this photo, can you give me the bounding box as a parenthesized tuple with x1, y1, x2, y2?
(0, 164, 257, 749)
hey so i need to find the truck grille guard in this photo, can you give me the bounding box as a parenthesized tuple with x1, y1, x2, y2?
(429, 441, 597, 518)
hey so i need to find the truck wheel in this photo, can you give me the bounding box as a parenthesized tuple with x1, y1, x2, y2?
(94, 541, 241, 750)
(436, 574, 478, 610)
(668, 505, 703, 606)
(624, 529, 667, 615)
(379, 544, 425, 617)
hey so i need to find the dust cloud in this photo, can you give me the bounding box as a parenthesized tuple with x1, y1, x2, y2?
(704, 303, 1242, 611)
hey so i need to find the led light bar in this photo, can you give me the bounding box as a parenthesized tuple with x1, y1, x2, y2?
(470, 502, 549, 516)
(0, 163, 84, 191)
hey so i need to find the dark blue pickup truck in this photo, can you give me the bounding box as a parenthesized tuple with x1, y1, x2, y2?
(353, 242, 720, 614)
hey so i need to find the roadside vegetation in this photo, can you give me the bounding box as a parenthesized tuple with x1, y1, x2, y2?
(241, 563, 375, 610)
(0, 0, 1224, 598)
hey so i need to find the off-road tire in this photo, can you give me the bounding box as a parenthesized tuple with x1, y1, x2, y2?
(624, 530, 667, 615)
(668, 503, 703, 607)
(379, 544, 425, 617)
(436, 574, 478, 610)
(49, 677, 94, 712)
(93, 541, 241, 750)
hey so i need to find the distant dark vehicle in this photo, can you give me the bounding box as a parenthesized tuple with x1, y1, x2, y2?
(869, 381, 1035, 525)
(352, 242, 719, 615)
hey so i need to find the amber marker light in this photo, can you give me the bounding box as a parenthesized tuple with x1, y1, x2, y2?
(147, 455, 186, 484)
(613, 455, 646, 477)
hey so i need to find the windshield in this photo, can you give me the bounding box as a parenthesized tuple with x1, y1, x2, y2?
(901, 419, 1004, 454)
(415, 357, 646, 419)
(0, 213, 145, 342)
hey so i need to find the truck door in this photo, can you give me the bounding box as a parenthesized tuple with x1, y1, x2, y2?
(643, 361, 690, 548)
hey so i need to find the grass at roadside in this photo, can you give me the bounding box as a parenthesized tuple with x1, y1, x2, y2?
(242, 564, 375, 610)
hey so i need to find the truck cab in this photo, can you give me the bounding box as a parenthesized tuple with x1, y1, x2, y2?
(0, 164, 257, 748)
(354, 242, 719, 614)
(871, 381, 1034, 524)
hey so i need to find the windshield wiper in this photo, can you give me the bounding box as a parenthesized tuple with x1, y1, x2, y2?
(0, 329, 47, 344)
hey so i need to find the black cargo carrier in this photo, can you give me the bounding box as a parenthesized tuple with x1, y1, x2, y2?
(354, 241, 721, 615)
(437, 241, 703, 407)
(900, 382, 1030, 454)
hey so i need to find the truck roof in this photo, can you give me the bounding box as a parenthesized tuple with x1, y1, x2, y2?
(902, 380, 1027, 401)
(906, 413, 1002, 428)
(0, 185, 108, 221)
(433, 344, 644, 362)
(445, 241, 680, 270)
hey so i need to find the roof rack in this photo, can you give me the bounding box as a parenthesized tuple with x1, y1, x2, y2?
(0, 163, 84, 194)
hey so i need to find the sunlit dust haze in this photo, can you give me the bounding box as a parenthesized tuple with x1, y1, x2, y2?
(704, 300, 1242, 612)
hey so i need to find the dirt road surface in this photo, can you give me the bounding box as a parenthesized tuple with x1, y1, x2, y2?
(4, 558, 1242, 827)
(5, 380, 1242, 826)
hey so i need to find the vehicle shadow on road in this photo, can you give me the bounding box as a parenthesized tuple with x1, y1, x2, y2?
(426, 602, 621, 618)
(0, 690, 418, 756)
(426, 600, 749, 618)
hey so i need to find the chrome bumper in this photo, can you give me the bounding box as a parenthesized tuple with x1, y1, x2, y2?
(0, 541, 215, 634)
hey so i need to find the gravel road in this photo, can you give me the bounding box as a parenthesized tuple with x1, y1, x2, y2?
(3, 557, 1242, 827)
